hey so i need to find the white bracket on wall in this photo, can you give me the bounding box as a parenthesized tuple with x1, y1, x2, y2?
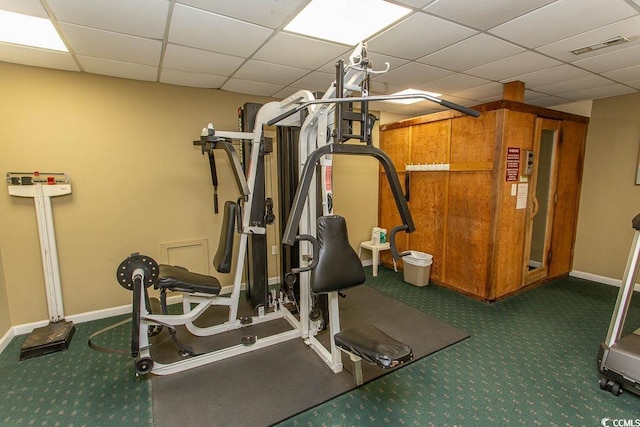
(405, 164, 451, 171)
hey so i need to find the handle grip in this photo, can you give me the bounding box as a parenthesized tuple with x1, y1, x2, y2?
(439, 99, 480, 118)
(266, 107, 299, 126)
(389, 224, 411, 261)
(290, 234, 319, 274)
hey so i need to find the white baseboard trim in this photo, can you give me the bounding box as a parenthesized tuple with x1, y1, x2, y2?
(0, 328, 15, 354)
(2, 276, 283, 354)
(570, 270, 640, 291)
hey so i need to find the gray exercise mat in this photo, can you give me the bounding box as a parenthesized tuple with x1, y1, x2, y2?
(152, 285, 469, 427)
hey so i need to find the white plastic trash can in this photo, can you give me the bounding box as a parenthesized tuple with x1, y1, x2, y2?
(403, 251, 433, 287)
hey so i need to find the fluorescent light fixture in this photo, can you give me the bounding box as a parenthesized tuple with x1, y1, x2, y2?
(570, 36, 629, 55)
(386, 89, 442, 105)
(0, 10, 67, 52)
(284, 0, 411, 45)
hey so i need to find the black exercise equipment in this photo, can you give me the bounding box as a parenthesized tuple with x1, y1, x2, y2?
(597, 212, 640, 396)
(305, 215, 413, 384)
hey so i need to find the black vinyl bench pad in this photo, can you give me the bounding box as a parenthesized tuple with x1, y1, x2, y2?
(334, 324, 413, 369)
(156, 264, 222, 295)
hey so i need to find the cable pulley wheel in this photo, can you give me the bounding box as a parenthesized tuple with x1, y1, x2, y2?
(116, 253, 159, 290)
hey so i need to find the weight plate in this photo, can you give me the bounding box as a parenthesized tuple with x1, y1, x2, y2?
(116, 253, 159, 290)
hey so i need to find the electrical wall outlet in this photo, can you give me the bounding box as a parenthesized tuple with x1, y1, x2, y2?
(271, 245, 277, 255)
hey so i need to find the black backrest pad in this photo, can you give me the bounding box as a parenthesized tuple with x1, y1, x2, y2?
(311, 215, 366, 294)
(212, 201, 237, 274)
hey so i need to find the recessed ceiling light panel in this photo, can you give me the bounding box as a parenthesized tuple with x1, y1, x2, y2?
(284, 0, 411, 46)
(570, 36, 630, 55)
(0, 10, 67, 52)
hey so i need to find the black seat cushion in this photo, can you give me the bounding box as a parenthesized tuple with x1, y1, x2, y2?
(311, 215, 366, 294)
(156, 264, 221, 295)
(334, 324, 413, 369)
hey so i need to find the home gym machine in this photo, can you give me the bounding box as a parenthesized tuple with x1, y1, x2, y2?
(110, 42, 480, 381)
(598, 212, 640, 396)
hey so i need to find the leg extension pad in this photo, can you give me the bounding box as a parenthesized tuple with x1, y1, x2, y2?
(334, 324, 413, 370)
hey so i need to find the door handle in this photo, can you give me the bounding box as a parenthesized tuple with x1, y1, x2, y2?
(531, 196, 539, 218)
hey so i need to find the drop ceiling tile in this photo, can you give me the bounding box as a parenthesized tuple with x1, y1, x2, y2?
(572, 44, 640, 73)
(625, 79, 640, 90)
(234, 60, 309, 86)
(177, 0, 305, 29)
(162, 44, 243, 76)
(0, 0, 48, 18)
(418, 34, 524, 72)
(367, 12, 477, 60)
(369, 82, 405, 96)
(424, 0, 556, 30)
(534, 74, 613, 95)
(222, 78, 282, 97)
(78, 56, 157, 81)
(523, 90, 549, 101)
(603, 65, 640, 83)
(423, 73, 491, 95)
(169, 4, 273, 57)
(0, 42, 79, 71)
(59, 23, 161, 66)
(290, 71, 335, 93)
(372, 62, 453, 89)
(559, 83, 636, 101)
(253, 32, 350, 70)
(47, 0, 169, 39)
(272, 86, 305, 100)
(527, 95, 575, 107)
(536, 15, 640, 62)
(489, 0, 637, 48)
(465, 51, 561, 81)
(449, 82, 504, 101)
(507, 65, 593, 89)
(394, 0, 435, 8)
(502, 64, 591, 90)
(160, 68, 227, 88)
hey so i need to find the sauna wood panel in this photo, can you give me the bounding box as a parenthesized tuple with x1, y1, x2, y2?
(380, 127, 410, 171)
(450, 111, 497, 164)
(548, 121, 587, 278)
(490, 110, 536, 298)
(445, 171, 492, 297)
(410, 120, 450, 165)
(407, 172, 447, 282)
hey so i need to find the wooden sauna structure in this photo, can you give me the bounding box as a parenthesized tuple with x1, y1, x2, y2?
(378, 82, 589, 301)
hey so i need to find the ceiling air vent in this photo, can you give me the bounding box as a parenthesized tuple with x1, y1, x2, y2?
(570, 36, 630, 55)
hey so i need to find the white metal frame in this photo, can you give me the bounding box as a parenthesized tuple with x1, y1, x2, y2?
(131, 43, 427, 377)
(7, 176, 72, 323)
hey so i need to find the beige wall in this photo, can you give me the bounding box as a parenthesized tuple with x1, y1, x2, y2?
(573, 92, 640, 280)
(0, 62, 278, 325)
(0, 245, 10, 336)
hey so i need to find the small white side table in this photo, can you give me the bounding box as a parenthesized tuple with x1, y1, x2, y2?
(358, 240, 397, 277)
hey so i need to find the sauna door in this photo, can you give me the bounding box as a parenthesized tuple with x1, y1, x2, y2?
(524, 118, 561, 284)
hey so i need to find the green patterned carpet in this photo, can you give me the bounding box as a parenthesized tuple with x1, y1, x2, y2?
(1, 269, 639, 426)
(0, 314, 152, 426)
(279, 269, 640, 426)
